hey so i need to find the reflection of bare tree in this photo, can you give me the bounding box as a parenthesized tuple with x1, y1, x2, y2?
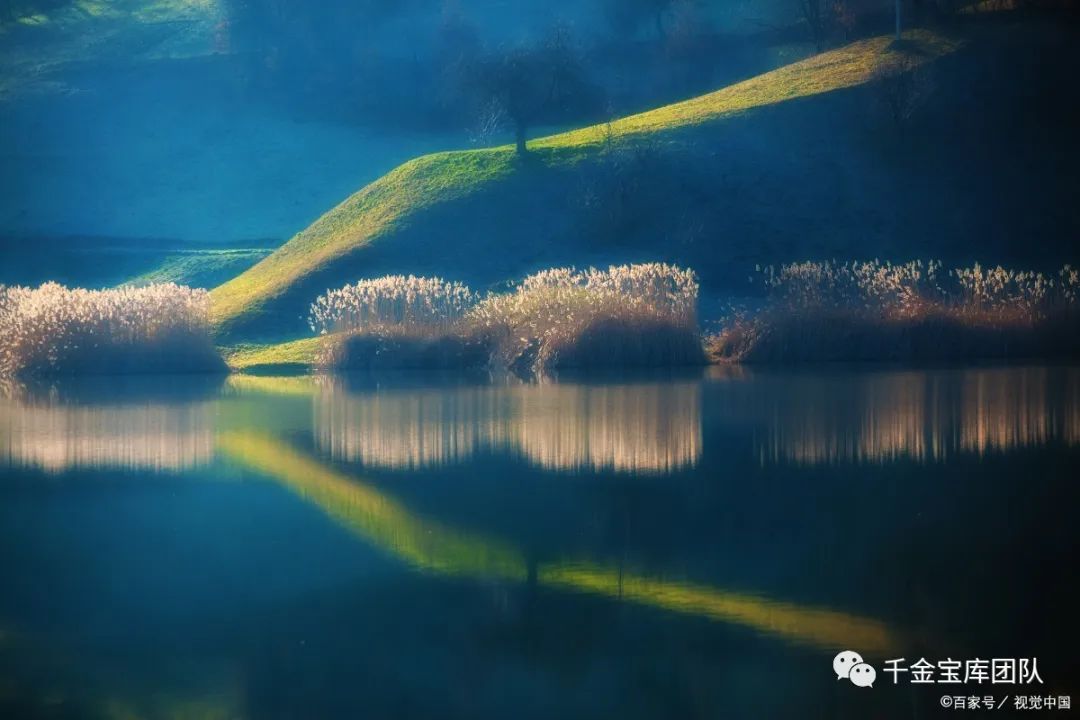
(708, 367, 1080, 465)
(314, 381, 702, 473)
(0, 396, 215, 472)
(873, 54, 935, 129)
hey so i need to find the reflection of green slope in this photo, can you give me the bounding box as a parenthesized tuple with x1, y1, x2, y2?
(209, 31, 960, 333)
(214, 378, 317, 438)
(218, 431, 527, 580)
(223, 373, 320, 398)
(218, 431, 897, 654)
(539, 563, 894, 655)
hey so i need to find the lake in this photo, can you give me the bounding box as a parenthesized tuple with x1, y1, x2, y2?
(1, 365, 1078, 719)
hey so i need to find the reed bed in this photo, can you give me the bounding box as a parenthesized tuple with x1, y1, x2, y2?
(309, 264, 705, 373)
(0, 282, 223, 377)
(469, 263, 703, 371)
(309, 275, 477, 336)
(710, 261, 1080, 363)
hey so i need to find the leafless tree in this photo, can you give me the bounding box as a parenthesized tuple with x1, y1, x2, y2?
(466, 25, 592, 156)
(605, 0, 680, 40)
(799, 0, 830, 52)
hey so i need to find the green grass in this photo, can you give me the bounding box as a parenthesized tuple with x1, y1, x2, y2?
(210, 149, 516, 328)
(126, 249, 271, 288)
(209, 30, 961, 333)
(222, 335, 327, 372)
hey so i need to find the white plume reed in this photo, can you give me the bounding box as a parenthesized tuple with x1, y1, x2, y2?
(309, 275, 477, 335)
(0, 282, 217, 377)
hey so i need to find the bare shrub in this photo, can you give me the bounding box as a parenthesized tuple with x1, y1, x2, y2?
(0, 282, 222, 377)
(873, 55, 935, 128)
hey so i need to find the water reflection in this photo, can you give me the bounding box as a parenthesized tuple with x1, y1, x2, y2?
(538, 562, 894, 654)
(218, 431, 896, 653)
(4, 365, 1077, 716)
(708, 366, 1080, 465)
(314, 379, 703, 473)
(0, 385, 217, 473)
(4, 366, 1076, 474)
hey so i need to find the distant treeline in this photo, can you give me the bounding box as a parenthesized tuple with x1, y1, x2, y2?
(214, 0, 1006, 133)
(221, 0, 607, 132)
(218, 0, 780, 132)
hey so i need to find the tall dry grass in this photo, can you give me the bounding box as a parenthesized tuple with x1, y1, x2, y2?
(711, 261, 1080, 362)
(309, 275, 477, 336)
(310, 264, 706, 373)
(0, 282, 223, 377)
(468, 263, 703, 372)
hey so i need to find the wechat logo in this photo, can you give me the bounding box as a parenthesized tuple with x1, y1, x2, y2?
(834, 650, 876, 688)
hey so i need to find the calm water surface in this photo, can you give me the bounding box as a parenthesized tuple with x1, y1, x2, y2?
(1, 366, 1078, 719)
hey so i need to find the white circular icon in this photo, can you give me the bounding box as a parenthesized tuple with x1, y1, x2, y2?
(849, 662, 876, 688)
(833, 650, 864, 680)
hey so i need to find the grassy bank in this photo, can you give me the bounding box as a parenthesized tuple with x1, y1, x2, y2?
(223, 336, 325, 373)
(225, 259, 1080, 373)
(209, 31, 960, 339)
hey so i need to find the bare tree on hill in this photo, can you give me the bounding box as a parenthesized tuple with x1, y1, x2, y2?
(465, 25, 595, 156)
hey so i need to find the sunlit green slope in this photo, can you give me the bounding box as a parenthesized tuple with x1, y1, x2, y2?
(222, 335, 326, 372)
(208, 30, 958, 337)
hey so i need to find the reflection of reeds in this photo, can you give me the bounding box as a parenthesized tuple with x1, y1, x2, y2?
(713, 367, 1080, 465)
(955, 368, 1080, 455)
(494, 383, 702, 473)
(0, 397, 215, 472)
(314, 381, 702, 473)
(220, 431, 897, 653)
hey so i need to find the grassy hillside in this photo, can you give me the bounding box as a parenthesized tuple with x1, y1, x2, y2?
(125, 248, 271, 288)
(210, 30, 960, 339)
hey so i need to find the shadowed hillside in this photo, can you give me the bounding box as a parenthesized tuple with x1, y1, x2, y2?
(210, 18, 1080, 342)
(209, 30, 960, 339)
